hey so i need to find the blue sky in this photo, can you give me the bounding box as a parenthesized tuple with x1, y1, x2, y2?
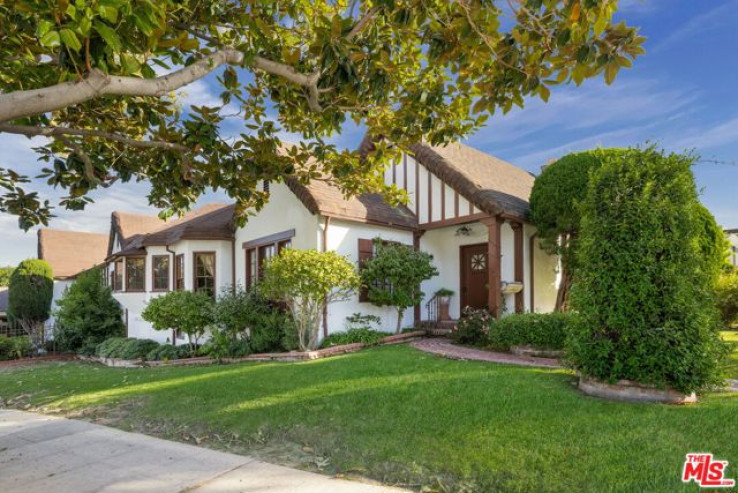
(1, 0, 737, 265)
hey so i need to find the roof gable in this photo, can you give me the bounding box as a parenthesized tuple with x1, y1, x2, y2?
(38, 229, 109, 279)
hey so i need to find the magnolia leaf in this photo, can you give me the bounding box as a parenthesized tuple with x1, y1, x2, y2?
(59, 28, 82, 51)
(93, 21, 122, 51)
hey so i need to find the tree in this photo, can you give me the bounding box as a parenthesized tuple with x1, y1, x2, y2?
(53, 267, 125, 353)
(7, 259, 54, 349)
(0, 1, 644, 230)
(529, 148, 625, 310)
(568, 147, 728, 394)
(141, 290, 214, 355)
(0, 266, 14, 287)
(260, 249, 359, 351)
(361, 241, 438, 333)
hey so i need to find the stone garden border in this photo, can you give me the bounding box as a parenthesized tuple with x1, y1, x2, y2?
(80, 330, 427, 368)
(578, 376, 697, 404)
(510, 345, 566, 359)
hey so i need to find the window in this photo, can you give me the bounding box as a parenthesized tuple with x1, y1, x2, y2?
(357, 238, 405, 302)
(243, 230, 294, 290)
(194, 252, 216, 296)
(126, 257, 145, 292)
(175, 254, 185, 290)
(113, 259, 124, 291)
(263, 180, 270, 193)
(152, 255, 170, 291)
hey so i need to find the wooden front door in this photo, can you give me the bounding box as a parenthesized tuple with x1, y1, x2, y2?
(460, 244, 489, 311)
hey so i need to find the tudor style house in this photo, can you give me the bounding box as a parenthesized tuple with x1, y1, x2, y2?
(47, 139, 559, 343)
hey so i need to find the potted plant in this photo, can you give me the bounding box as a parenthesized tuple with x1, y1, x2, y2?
(434, 288, 455, 321)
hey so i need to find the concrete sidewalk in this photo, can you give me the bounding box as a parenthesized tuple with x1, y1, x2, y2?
(0, 410, 406, 493)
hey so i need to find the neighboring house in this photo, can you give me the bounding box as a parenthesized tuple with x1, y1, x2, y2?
(727, 229, 738, 267)
(37, 229, 109, 327)
(103, 139, 559, 343)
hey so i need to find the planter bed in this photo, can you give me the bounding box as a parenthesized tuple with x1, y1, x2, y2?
(0, 353, 77, 368)
(510, 345, 566, 359)
(578, 376, 697, 404)
(82, 330, 427, 368)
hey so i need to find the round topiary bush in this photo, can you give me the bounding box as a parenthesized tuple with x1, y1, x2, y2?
(8, 258, 54, 349)
(529, 149, 627, 310)
(568, 147, 728, 394)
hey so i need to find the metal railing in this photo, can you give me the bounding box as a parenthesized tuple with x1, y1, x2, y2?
(425, 294, 441, 328)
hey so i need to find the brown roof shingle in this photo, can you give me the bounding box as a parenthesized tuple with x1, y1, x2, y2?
(285, 178, 417, 230)
(38, 229, 109, 279)
(410, 142, 535, 220)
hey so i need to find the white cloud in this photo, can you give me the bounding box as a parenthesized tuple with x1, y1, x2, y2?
(651, 0, 738, 52)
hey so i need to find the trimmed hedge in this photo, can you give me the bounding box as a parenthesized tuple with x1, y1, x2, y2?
(717, 271, 738, 328)
(96, 337, 160, 360)
(320, 328, 391, 348)
(487, 313, 573, 351)
(146, 344, 191, 361)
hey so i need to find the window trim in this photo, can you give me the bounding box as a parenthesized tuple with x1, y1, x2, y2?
(174, 254, 185, 291)
(112, 259, 124, 292)
(193, 251, 216, 296)
(243, 231, 294, 290)
(151, 255, 170, 292)
(125, 256, 146, 293)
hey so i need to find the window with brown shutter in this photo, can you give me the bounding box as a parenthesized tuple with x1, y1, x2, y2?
(358, 238, 374, 302)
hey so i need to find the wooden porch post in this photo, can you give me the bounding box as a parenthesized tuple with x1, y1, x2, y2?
(511, 222, 524, 313)
(482, 216, 504, 318)
(413, 230, 424, 326)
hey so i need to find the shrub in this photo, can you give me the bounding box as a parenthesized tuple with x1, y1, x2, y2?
(451, 307, 492, 345)
(261, 249, 359, 351)
(0, 336, 33, 360)
(142, 290, 214, 355)
(0, 266, 14, 287)
(361, 241, 438, 333)
(0, 336, 14, 360)
(569, 147, 729, 393)
(320, 328, 391, 348)
(717, 271, 738, 328)
(529, 149, 627, 310)
(53, 267, 125, 353)
(146, 344, 190, 361)
(8, 259, 54, 349)
(96, 337, 160, 360)
(487, 313, 574, 351)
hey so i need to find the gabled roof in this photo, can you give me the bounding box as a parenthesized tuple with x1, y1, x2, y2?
(726, 228, 738, 234)
(285, 178, 417, 230)
(410, 142, 535, 219)
(359, 135, 535, 220)
(38, 229, 108, 279)
(108, 204, 235, 258)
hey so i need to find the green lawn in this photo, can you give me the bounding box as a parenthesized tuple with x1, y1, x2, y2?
(1, 345, 737, 492)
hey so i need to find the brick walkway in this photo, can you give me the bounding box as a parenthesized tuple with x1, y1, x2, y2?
(411, 338, 563, 368)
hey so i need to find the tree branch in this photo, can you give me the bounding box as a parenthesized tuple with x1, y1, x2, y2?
(0, 49, 322, 121)
(346, 7, 378, 41)
(0, 124, 190, 152)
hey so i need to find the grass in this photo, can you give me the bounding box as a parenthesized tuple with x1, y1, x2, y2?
(1, 344, 737, 492)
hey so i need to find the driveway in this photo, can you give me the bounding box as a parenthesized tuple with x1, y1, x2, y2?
(0, 410, 405, 493)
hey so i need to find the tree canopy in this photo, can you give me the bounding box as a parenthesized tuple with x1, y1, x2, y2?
(0, 0, 644, 229)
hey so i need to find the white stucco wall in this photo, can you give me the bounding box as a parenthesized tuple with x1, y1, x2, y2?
(234, 182, 320, 286)
(111, 240, 233, 343)
(45, 279, 73, 331)
(728, 232, 738, 267)
(325, 219, 416, 333)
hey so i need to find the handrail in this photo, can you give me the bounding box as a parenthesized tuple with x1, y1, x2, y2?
(425, 294, 441, 327)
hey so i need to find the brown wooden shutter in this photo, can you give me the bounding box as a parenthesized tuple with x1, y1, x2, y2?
(358, 239, 374, 302)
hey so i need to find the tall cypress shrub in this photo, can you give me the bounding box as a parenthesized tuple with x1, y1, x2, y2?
(569, 148, 728, 393)
(8, 259, 53, 326)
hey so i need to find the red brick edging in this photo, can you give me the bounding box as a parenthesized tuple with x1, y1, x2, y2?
(80, 330, 427, 368)
(411, 338, 562, 368)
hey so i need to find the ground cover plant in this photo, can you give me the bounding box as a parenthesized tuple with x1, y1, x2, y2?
(0, 345, 736, 492)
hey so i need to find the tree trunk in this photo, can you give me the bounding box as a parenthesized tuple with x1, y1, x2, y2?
(555, 264, 573, 312)
(396, 308, 405, 334)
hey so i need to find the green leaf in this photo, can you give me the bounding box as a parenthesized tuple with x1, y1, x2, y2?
(59, 29, 82, 51)
(39, 30, 61, 48)
(604, 62, 618, 85)
(36, 20, 54, 38)
(93, 21, 122, 51)
(97, 5, 119, 23)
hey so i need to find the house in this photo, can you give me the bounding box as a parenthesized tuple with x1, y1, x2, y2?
(727, 229, 738, 267)
(37, 229, 109, 327)
(102, 140, 559, 343)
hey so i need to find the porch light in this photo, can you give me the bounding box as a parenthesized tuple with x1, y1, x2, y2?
(455, 225, 472, 237)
